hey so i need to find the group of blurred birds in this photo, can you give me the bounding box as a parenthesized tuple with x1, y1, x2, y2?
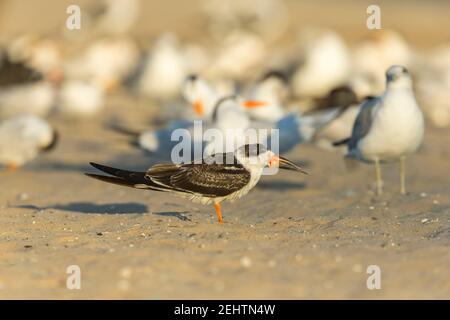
(0, 0, 449, 172)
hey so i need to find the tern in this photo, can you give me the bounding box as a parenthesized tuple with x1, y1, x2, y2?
(334, 65, 424, 195)
(86, 143, 307, 223)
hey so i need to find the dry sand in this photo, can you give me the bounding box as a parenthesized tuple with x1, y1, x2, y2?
(0, 0, 450, 299)
(0, 94, 449, 299)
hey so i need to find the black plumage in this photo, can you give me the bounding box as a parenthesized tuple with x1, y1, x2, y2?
(87, 155, 251, 198)
(0, 52, 43, 87)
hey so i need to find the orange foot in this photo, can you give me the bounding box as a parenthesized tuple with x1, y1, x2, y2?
(214, 203, 224, 224)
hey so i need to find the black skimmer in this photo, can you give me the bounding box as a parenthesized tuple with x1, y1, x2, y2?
(86, 143, 306, 223)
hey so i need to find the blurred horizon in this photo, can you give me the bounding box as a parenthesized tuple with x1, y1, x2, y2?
(0, 0, 449, 48)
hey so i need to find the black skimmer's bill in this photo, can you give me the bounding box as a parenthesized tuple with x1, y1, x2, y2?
(86, 143, 307, 223)
(333, 65, 424, 195)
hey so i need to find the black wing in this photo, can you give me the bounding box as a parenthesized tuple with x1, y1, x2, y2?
(148, 163, 250, 197)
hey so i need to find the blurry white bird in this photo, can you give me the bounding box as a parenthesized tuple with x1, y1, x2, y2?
(64, 37, 139, 92)
(333, 66, 424, 195)
(57, 80, 105, 118)
(417, 44, 450, 128)
(0, 115, 58, 170)
(93, 0, 140, 35)
(204, 96, 258, 155)
(202, 0, 289, 43)
(0, 52, 56, 119)
(138, 33, 187, 100)
(181, 75, 221, 120)
(110, 95, 266, 156)
(206, 95, 343, 155)
(292, 30, 350, 98)
(207, 31, 267, 81)
(7, 35, 64, 84)
(306, 86, 361, 150)
(352, 30, 412, 95)
(244, 71, 288, 122)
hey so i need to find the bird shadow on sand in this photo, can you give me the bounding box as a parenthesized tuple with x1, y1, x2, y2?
(15, 202, 149, 214)
(256, 180, 307, 191)
(152, 211, 191, 221)
(28, 161, 92, 173)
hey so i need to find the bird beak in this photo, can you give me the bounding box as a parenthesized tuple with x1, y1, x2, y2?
(242, 100, 268, 108)
(269, 155, 308, 174)
(193, 99, 204, 115)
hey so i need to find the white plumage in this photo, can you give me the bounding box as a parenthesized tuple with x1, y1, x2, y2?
(0, 115, 55, 168)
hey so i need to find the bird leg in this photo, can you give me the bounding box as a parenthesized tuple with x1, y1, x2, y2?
(399, 156, 406, 195)
(214, 203, 223, 224)
(374, 158, 383, 195)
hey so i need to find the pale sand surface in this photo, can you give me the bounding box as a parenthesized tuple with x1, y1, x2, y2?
(0, 0, 449, 299)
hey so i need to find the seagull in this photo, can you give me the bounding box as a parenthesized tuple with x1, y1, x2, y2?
(0, 115, 58, 170)
(86, 143, 307, 223)
(333, 65, 424, 195)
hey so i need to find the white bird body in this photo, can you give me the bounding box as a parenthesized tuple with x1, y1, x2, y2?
(292, 31, 350, 97)
(245, 72, 287, 122)
(0, 115, 55, 167)
(57, 80, 105, 117)
(138, 34, 186, 100)
(356, 90, 424, 162)
(0, 81, 56, 119)
(64, 38, 139, 91)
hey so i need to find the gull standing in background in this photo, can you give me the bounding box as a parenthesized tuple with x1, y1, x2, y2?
(334, 65, 424, 195)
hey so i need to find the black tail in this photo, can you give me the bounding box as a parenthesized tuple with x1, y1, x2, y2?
(332, 137, 350, 147)
(86, 162, 157, 190)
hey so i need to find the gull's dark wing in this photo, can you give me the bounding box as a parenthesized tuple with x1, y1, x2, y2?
(348, 97, 379, 150)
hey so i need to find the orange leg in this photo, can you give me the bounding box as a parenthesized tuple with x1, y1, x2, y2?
(214, 203, 223, 224)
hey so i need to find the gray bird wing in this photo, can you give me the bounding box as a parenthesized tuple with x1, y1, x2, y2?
(348, 97, 380, 150)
